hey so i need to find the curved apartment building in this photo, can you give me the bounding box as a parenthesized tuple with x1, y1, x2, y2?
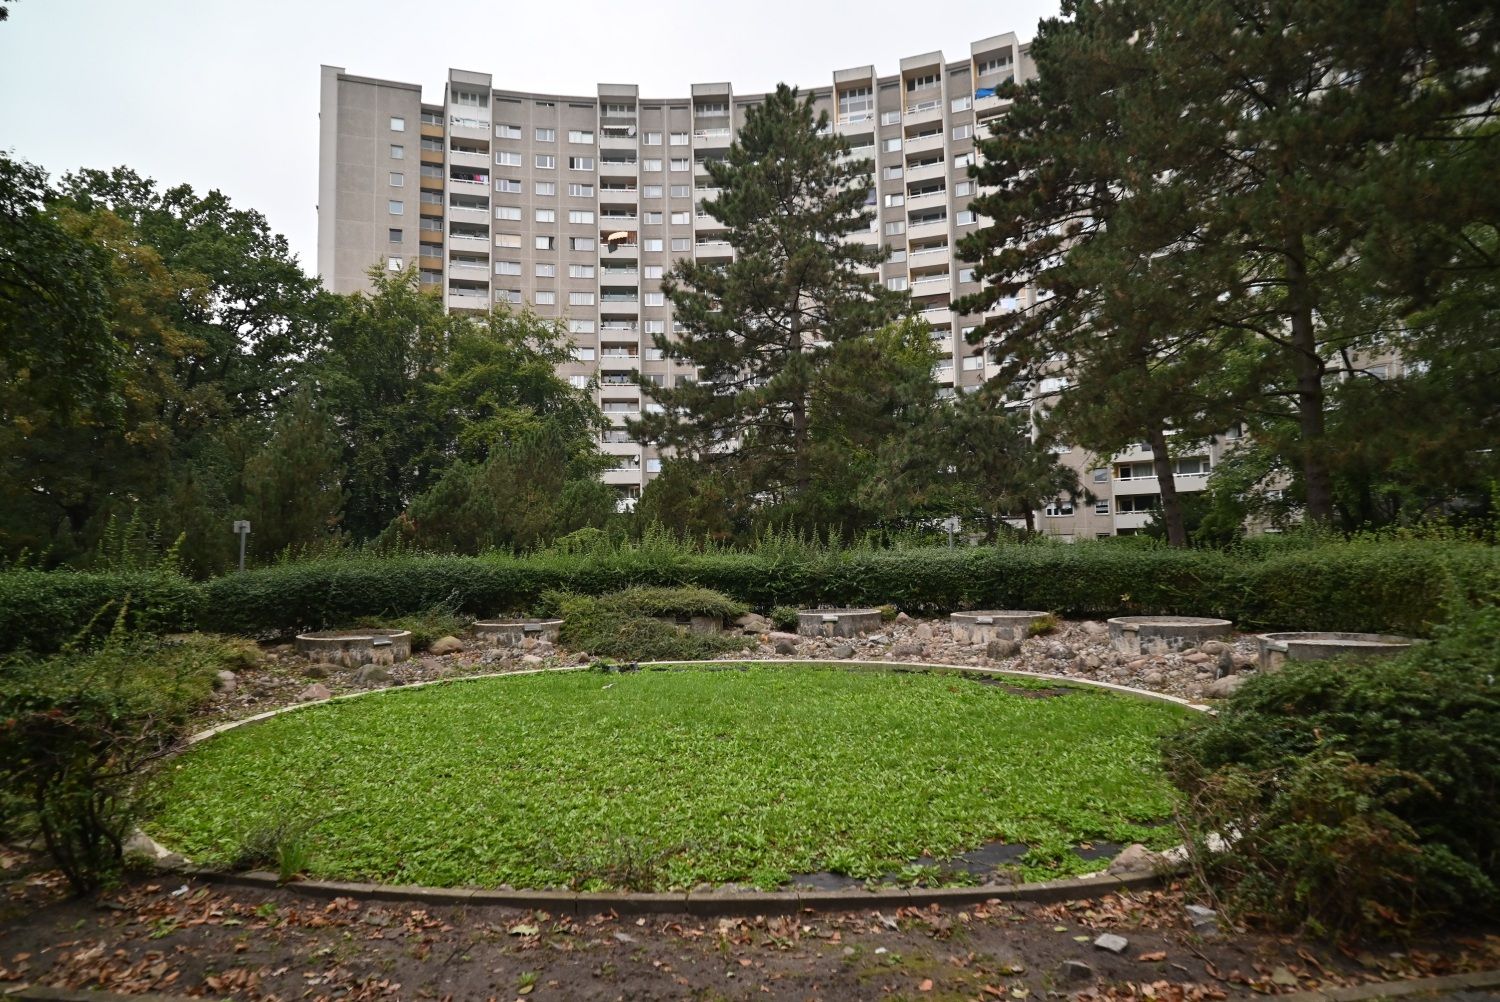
(317, 34, 1041, 504)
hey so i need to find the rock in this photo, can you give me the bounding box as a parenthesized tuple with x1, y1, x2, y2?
(895, 612, 912, 623)
(769, 630, 799, 645)
(270, 643, 294, 654)
(214, 670, 237, 694)
(428, 635, 464, 655)
(479, 649, 508, 665)
(1045, 642, 1075, 661)
(297, 683, 332, 702)
(124, 831, 166, 859)
(1083, 654, 1102, 669)
(1127, 658, 1150, 670)
(891, 642, 923, 657)
(867, 633, 890, 644)
(354, 665, 390, 686)
(1142, 670, 1165, 685)
(303, 663, 330, 679)
(914, 622, 934, 641)
(831, 644, 855, 659)
(520, 654, 544, 666)
(1183, 651, 1212, 664)
(1203, 674, 1246, 698)
(1107, 843, 1163, 875)
(1216, 650, 1236, 676)
(1093, 933, 1129, 954)
(1059, 960, 1096, 983)
(773, 638, 797, 655)
(734, 613, 771, 633)
(986, 638, 1019, 659)
(1200, 640, 1229, 656)
(1184, 904, 1219, 933)
(1081, 621, 1109, 639)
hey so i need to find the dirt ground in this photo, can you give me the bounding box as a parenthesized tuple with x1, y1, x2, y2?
(4, 851, 1498, 1002)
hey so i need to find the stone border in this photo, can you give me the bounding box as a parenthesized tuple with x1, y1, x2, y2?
(1279, 968, 1500, 1002)
(153, 659, 1210, 914)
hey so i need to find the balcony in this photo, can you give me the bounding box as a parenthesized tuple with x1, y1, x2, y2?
(600, 348, 640, 360)
(446, 204, 487, 223)
(446, 289, 490, 310)
(908, 215, 948, 238)
(599, 187, 638, 205)
(692, 127, 733, 147)
(910, 242, 950, 259)
(599, 157, 638, 176)
(599, 213, 638, 227)
(447, 115, 490, 141)
(600, 320, 640, 333)
(599, 128, 638, 150)
(907, 186, 947, 205)
(904, 131, 945, 155)
(904, 98, 943, 125)
(905, 159, 946, 183)
(911, 270, 951, 290)
(447, 232, 489, 250)
(448, 148, 490, 168)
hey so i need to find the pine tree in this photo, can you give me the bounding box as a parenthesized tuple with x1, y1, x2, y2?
(630, 84, 910, 518)
(242, 390, 346, 561)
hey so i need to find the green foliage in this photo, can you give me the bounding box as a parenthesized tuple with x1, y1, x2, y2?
(770, 606, 800, 631)
(0, 570, 202, 655)
(364, 595, 470, 653)
(1164, 606, 1500, 936)
(0, 621, 232, 893)
(551, 588, 752, 662)
(1026, 614, 1059, 638)
(591, 585, 748, 622)
(149, 665, 1190, 890)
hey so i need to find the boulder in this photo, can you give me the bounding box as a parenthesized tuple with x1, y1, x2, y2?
(914, 623, 935, 641)
(1142, 670, 1165, 685)
(895, 612, 912, 624)
(428, 636, 464, 655)
(1044, 642, 1075, 661)
(1199, 640, 1230, 656)
(734, 613, 771, 634)
(773, 638, 797, 655)
(1183, 651, 1212, 664)
(1093, 933, 1129, 954)
(214, 670, 237, 694)
(891, 641, 924, 658)
(1203, 674, 1246, 698)
(520, 654, 544, 666)
(830, 644, 855, 659)
(1058, 960, 1096, 983)
(297, 683, 332, 702)
(1107, 843, 1163, 875)
(303, 663, 330, 680)
(986, 638, 1020, 659)
(354, 665, 390, 686)
(1080, 621, 1109, 639)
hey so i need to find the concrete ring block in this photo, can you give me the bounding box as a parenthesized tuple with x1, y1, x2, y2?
(295, 629, 412, 668)
(1107, 616, 1232, 656)
(1255, 631, 1420, 672)
(950, 610, 1050, 645)
(473, 618, 564, 648)
(796, 608, 883, 638)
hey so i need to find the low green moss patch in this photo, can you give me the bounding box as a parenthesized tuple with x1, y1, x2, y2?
(149, 664, 1193, 890)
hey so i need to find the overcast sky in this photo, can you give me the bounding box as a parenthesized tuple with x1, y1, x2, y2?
(0, 0, 1060, 278)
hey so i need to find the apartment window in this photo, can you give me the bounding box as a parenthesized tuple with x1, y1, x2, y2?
(388, 172, 404, 187)
(528, 155, 552, 170)
(670, 157, 689, 171)
(535, 290, 556, 305)
(962, 354, 983, 371)
(568, 209, 595, 224)
(1095, 500, 1111, 516)
(568, 374, 590, 389)
(1117, 494, 1162, 514)
(1038, 375, 1069, 394)
(646, 458, 662, 473)
(535, 208, 556, 223)
(535, 181, 556, 196)
(642, 158, 663, 172)
(669, 184, 690, 198)
(387, 199, 404, 215)
(906, 73, 939, 92)
(568, 129, 595, 143)
(571, 236, 596, 251)
(954, 180, 975, 197)
(389, 116, 405, 131)
(496, 289, 523, 305)
(535, 127, 556, 142)
(389, 144, 404, 159)
(494, 233, 521, 248)
(643, 237, 664, 252)
(883, 165, 904, 180)
(884, 220, 905, 236)
(496, 178, 522, 192)
(977, 55, 1012, 75)
(883, 193, 904, 207)
(535, 99, 555, 108)
(569, 292, 595, 306)
(386, 256, 403, 270)
(1044, 500, 1075, 517)
(495, 124, 521, 139)
(880, 109, 902, 125)
(888, 247, 907, 262)
(644, 265, 664, 279)
(882, 137, 902, 153)
(1091, 468, 1108, 483)
(957, 209, 978, 225)
(535, 235, 555, 250)
(644, 210, 664, 224)
(952, 124, 973, 141)
(535, 263, 557, 277)
(643, 184, 663, 198)
(954, 152, 975, 169)
(1174, 456, 1212, 476)
(387, 228, 402, 242)
(568, 182, 595, 197)
(644, 131, 662, 145)
(885, 276, 908, 291)
(495, 205, 521, 220)
(670, 211, 690, 225)
(565, 156, 593, 171)
(644, 291, 664, 307)
(569, 264, 595, 278)
(452, 89, 486, 107)
(496, 151, 522, 166)
(603, 102, 633, 116)
(669, 132, 689, 146)
(644, 319, 666, 334)
(951, 95, 972, 113)
(495, 261, 522, 275)
(568, 319, 595, 333)
(572, 347, 597, 363)
(671, 237, 690, 251)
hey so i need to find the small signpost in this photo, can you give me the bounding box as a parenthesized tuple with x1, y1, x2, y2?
(943, 516, 961, 548)
(233, 520, 251, 572)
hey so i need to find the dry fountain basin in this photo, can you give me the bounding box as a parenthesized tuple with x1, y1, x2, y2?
(797, 608, 883, 639)
(1108, 616, 1232, 656)
(949, 610, 1051, 645)
(473, 618, 564, 648)
(295, 629, 412, 668)
(1256, 632, 1419, 672)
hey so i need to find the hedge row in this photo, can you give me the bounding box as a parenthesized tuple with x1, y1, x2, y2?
(2, 540, 1496, 654)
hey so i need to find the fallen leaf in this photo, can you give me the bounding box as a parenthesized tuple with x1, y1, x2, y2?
(1138, 951, 1167, 962)
(918, 978, 934, 992)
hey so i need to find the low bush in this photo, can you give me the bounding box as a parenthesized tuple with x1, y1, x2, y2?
(770, 606, 800, 631)
(1163, 605, 1500, 938)
(363, 595, 471, 652)
(549, 588, 753, 662)
(0, 570, 202, 655)
(592, 585, 748, 622)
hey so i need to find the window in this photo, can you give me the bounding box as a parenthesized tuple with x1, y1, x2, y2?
(569, 292, 596, 306)
(535, 100, 555, 108)
(957, 209, 978, 225)
(888, 248, 907, 262)
(954, 152, 975, 169)
(643, 184, 663, 198)
(496, 178, 522, 193)
(496, 150, 522, 166)
(495, 124, 521, 139)
(644, 210, 663, 224)
(603, 102, 632, 116)
(885, 276, 908, 291)
(495, 205, 521, 220)
(535, 235, 555, 250)
(952, 124, 973, 141)
(1092, 468, 1108, 483)
(1173, 456, 1212, 476)
(1095, 500, 1111, 515)
(495, 233, 521, 248)
(386, 256, 403, 270)
(958, 267, 976, 284)
(535, 263, 556, 277)
(535, 127, 555, 142)
(568, 209, 595, 224)
(642, 158, 662, 172)
(883, 165, 904, 180)
(962, 354, 983, 371)
(647, 458, 662, 473)
(669, 132, 688, 146)
(570, 236, 595, 251)
(977, 55, 1012, 76)
(1038, 375, 1069, 394)
(568, 182, 594, 197)
(884, 220, 905, 236)
(531, 154, 553, 169)
(1044, 500, 1075, 517)
(644, 291, 664, 307)
(1116, 494, 1162, 514)
(643, 237, 664, 252)
(534, 291, 556, 305)
(883, 193, 904, 207)
(880, 109, 902, 125)
(670, 157, 690, 171)
(671, 237, 690, 251)
(496, 289, 523, 305)
(568, 129, 595, 143)
(389, 144, 404, 159)
(951, 95, 972, 113)
(906, 73, 939, 92)
(670, 211, 690, 225)
(644, 265, 664, 279)
(388, 172, 404, 187)
(572, 346, 596, 361)
(569, 264, 595, 278)
(670, 184, 690, 197)
(954, 180, 975, 197)
(452, 90, 486, 107)
(388, 228, 402, 242)
(644, 131, 662, 145)
(387, 199, 404, 215)
(882, 137, 902, 152)
(568, 319, 595, 333)
(495, 261, 522, 275)
(535, 181, 556, 196)
(389, 116, 406, 132)
(535, 208, 556, 223)
(568, 156, 595, 170)
(644, 319, 666, 334)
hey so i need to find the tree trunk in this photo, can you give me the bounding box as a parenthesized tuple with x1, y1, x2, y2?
(1286, 241, 1334, 523)
(1147, 426, 1188, 548)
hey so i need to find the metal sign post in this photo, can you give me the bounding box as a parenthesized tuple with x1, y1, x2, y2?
(233, 520, 251, 572)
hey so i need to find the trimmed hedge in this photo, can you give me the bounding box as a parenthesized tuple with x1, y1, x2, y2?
(2, 539, 1496, 653)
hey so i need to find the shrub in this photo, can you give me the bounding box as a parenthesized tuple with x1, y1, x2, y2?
(593, 585, 748, 622)
(1026, 613, 1059, 637)
(364, 594, 471, 652)
(878, 604, 898, 622)
(551, 588, 753, 662)
(770, 605, 800, 631)
(0, 570, 201, 655)
(1163, 605, 1500, 938)
(0, 617, 227, 893)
